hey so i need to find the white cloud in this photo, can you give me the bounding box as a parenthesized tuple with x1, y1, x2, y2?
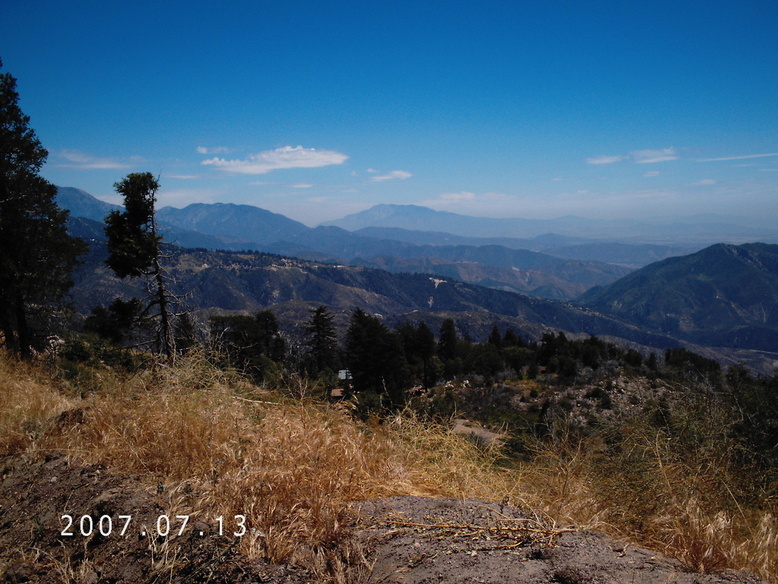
(201, 146, 348, 175)
(164, 174, 200, 180)
(586, 155, 624, 165)
(631, 148, 679, 164)
(692, 179, 716, 185)
(644, 171, 661, 177)
(586, 147, 679, 166)
(56, 149, 132, 170)
(426, 191, 519, 214)
(197, 146, 230, 155)
(438, 191, 477, 202)
(698, 152, 778, 162)
(291, 183, 314, 188)
(155, 188, 220, 208)
(370, 170, 413, 182)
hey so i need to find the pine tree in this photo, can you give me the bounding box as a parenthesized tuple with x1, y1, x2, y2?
(0, 61, 86, 357)
(438, 318, 458, 361)
(304, 305, 338, 375)
(104, 172, 175, 357)
(345, 308, 409, 404)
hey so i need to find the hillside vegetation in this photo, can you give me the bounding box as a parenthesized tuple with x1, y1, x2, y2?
(582, 243, 778, 352)
(1, 343, 777, 582)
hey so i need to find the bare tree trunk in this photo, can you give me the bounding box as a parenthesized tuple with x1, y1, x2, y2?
(151, 213, 175, 359)
(153, 263, 175, 359)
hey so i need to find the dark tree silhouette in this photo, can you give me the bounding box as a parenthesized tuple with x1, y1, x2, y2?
(304, 305, 338, 375)
(345, 308, 409, 404)
(210, 310, 286, 379)
(0, 62, 86, 357)
(104, 173, 176, 357)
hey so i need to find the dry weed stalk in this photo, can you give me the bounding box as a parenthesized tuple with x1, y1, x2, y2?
(3, 350, 777, 582)
(0, 354, 74, 454)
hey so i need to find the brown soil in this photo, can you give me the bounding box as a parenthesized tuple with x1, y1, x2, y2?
(0, 455, 765, 584)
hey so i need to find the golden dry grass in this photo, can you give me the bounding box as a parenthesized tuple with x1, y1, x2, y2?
(1, 349, 776, 582)
(506, 418, 778, 582)
(0, 351, 512, 581)
(0, 354, 74, 454)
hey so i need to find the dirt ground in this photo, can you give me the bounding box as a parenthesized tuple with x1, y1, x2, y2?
(0, 455, 765, 584)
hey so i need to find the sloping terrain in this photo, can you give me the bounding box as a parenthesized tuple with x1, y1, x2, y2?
(325, 204, 778, 243)
(69, 242, 675, 350)
(0, 460, 763, 584)
(581, 243, 778, 352)
(57, 188, 631, 301)
(156, 202, 310, 246)
(354, 227, 701, 269)
(351, 254, 629, 299)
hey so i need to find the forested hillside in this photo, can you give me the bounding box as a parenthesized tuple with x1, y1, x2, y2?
(582, 243, 778, 352)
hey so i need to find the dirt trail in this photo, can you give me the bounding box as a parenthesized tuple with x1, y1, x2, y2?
(0, 455, 764, 583)
(355, 497, 761, 584)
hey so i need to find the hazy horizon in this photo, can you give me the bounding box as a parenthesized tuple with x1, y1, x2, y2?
(3, 1, 777, 226)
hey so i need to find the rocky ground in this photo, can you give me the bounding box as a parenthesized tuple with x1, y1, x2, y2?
(0, 455, 765, 584)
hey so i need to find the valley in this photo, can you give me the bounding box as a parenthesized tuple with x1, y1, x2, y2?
(59, 187, 778, 374)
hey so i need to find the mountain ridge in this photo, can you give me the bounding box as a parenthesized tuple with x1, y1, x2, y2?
(581, 242, 778, 353)
(324, 203, 778, 244)
(57, 187, 631, 300)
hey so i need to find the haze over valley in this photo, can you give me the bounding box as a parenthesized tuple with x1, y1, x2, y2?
(58, 186, 778, 374)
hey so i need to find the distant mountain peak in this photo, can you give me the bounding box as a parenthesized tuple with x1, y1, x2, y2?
(581, 242, 778, 352)
(55, 186, 119, 222)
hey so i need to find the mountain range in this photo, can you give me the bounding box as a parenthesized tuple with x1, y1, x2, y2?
(325, 203, 778, 244)
(56, 188, 642, 300)
(57, 186, 778, 372)
(67, 236, 677, 351)
(582, 243, 778, 352)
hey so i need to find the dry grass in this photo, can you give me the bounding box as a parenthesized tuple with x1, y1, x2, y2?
(0, 351, 513, 582)
(505, 412, 778, 582)
(0, 354, 74, 454)
(1, 350, 776, 582)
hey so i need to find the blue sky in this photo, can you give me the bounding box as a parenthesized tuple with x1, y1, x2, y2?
(2, 0, 777, 226)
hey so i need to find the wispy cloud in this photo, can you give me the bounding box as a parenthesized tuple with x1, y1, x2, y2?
(155, 188, 221, 208)
(586, 147, 679, 165)
(644, 171, 661, 177)
(631, 148, 679, 163)
(438, 191, 479, 202)
(425, 191, 518, 213)
(370, 170, 413, 182)
(164, 174, 200, 180)
(55, 149, 134, 170)
(586, 155, 625, 165)
(201, 146, 348, 175)
(698, 152, 778, 162)
(196, 146, 231, 155)
(692, 179, 716, 185)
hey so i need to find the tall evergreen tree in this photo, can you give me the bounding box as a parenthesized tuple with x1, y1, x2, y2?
(304, 305, 338, 375)
(345, 308, 409, 404)
(0, 61, 86, 357)
(104, 173, 176, 357)
(397, 321, 437, 388)
(438, 318, 458, 361)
